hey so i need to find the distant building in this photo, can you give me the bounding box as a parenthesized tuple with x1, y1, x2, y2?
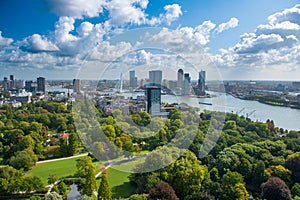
(129, 70, 138, 89)
(37, 77, 46, 93)
(183, 73, 191, 95)
(25, 80, 36, 92)
(149, 70, 162, 86)
(73, 79, 80, 93)
(3, 77, 9, 92)
(14, 80, 24, 89)
(177, 69, 184, 95)
(9, 75, 14, 90)
(168, 80, 177, 91)
(292, 82, 300, 91)
(10, 89, 32, 103)
(194, 70, 206, 96)
(145, 83, 161, 115)
(140, 79, 145, 88)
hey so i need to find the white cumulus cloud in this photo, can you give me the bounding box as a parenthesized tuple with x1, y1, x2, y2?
(46, 0, 105, 18)
(216, 17, 239, 33)
(0, 31, 13, 46)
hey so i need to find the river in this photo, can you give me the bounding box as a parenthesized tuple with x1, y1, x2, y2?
(160, 92, 300, 131)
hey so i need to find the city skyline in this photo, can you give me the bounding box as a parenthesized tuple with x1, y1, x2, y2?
(1, 1, 300, 80)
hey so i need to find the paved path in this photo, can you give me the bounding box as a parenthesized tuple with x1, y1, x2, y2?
(37, 153, 88, 164)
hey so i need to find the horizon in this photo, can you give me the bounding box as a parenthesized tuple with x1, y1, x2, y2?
(1, 1, 300, 80)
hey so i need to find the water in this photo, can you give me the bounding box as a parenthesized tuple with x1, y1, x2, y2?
(161, 92, 300, 131)
(67, 183, 81, 200)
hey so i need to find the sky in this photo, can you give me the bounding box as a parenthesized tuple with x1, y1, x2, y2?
(0, 0, 300, 80)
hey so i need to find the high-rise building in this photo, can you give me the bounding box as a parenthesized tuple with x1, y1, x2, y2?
(129, 70, 137, 89)
(177, 69, 184, 91)
(177, 69, 184, 95)
(183, 73, 191, 95)
(198, 70, 206, 95)
(149, 70, 162, 86)
(25, 80, 34, 92)
(145, 83, 161, 115)
(73, 79, 80, 93)
(9, 75, 14, 90)
(3, 77, 9, 92)
(37, 77, 46, 93)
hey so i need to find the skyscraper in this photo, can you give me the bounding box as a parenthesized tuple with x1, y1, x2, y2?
(183, 73, 191, 95)
(149, 70, 162, 85)
(73, 79, 80, 93)
(9, 75, 14, 90)
(129, 70, 137, 89)
(37, 77, 46, 93)
(198, 70, 206, 95)
(3, 77, 9, 92)
(145, 83, 161, 115)
(177, 69, 184, 93)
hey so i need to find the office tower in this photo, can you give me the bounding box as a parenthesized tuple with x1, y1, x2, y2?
(25, 80, 34, 92)
(3, 77, 9, 92)
(37, 77, 46, 93)
(198, 70, 206, 95)
(73, 79, 80, 93)
(129, 70, 137, 88)
(145, 83, 161, 115)
(9, 75, 14, 90)
(140, 79, 145, 88)
(177, 68, 184, 89)
(149, 70, 162, 85)
(177, 69, 184, 95)
(183, 73, 191, 95)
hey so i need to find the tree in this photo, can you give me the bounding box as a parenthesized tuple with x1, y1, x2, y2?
(220, 171, 249, 200)
(76, 156, 97, 196)
(68, 132, 79, 156)
(45, 192, 63, 200)
(9, 149, 37, 170)
(261, 177, 291, 200)
(285, 155, 300, 183)
(292, 183, 300, 198)
(57, 181, 68, 196)
(48, 174, 58, 185)
(128, 194, 147, 200)
(97, 170, 112, 200)
(148, 181, 179, 200)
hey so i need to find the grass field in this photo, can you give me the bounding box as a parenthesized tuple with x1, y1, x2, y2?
(28, 156, 143, 198)
(99, 158, 145, 198)
(27, 157, 80, 185)
(28, 156, 104, 185)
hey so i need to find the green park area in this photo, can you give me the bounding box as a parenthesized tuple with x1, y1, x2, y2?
(27, 155, 144, 198)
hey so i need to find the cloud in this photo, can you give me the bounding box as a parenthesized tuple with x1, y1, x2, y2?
(21, 34, 59, 53)
(177, 20, 216, 46)
(214, 4, 300, 73)
(134, 49, 152, 65)
(0, 31, 13, 46)
(216, 17, 239, 33)
(46, 0, 105, 18)
(163, 4, 182, 25)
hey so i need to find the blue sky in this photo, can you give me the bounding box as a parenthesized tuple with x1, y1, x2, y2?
(0, 0, 300, 80)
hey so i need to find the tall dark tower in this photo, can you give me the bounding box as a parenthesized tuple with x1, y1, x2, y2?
(37, 77, 46, 93)
(9, 75, 14, 90)
(177, 69, 184, 95)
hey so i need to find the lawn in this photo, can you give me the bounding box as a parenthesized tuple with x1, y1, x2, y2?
(100, 158, 145, 198)
(28, 155, 143, 198)
(28, 156, 104, 185)
(27, 157, 80, 185)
